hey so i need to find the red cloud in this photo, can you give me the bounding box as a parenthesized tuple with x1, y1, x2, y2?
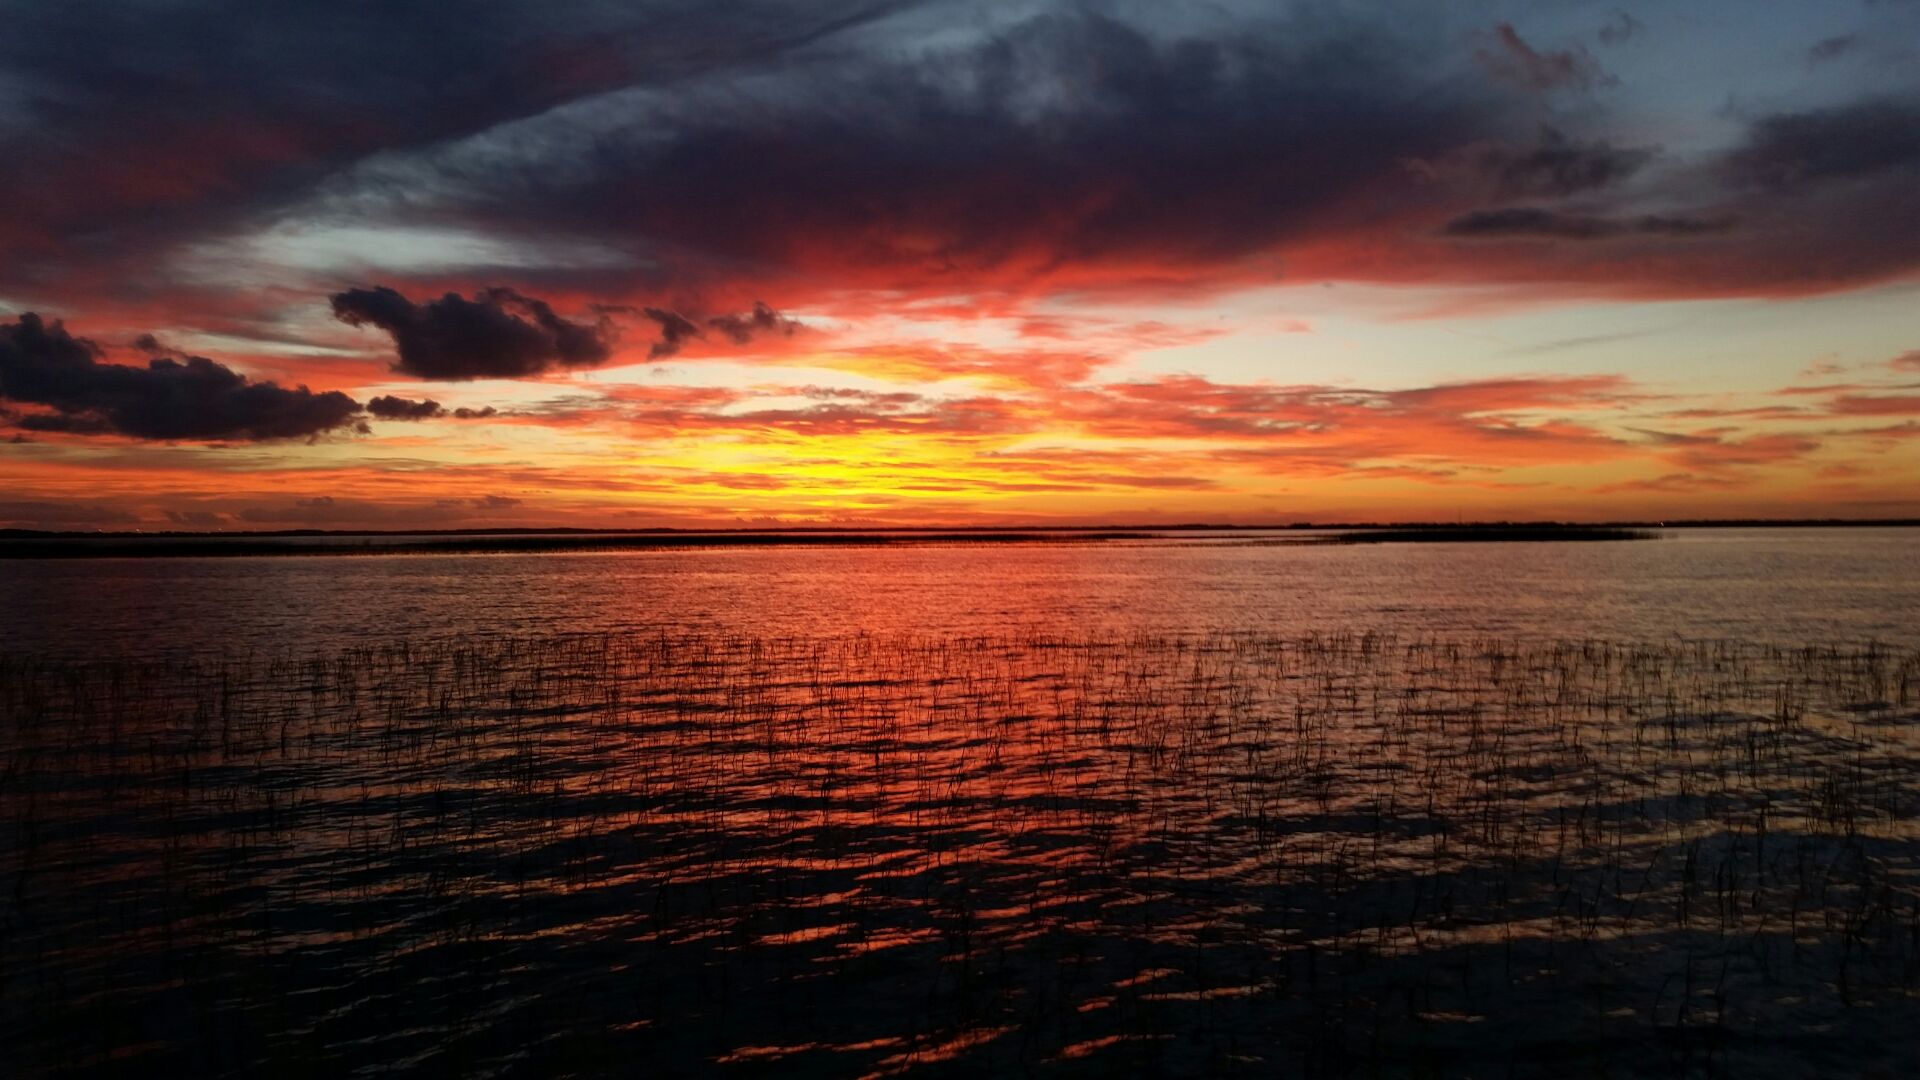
(1828, 394, 1920, 416)
(1664, 433, 1821, 472)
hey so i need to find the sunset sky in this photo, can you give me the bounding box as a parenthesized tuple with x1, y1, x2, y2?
(3, 1, 1918, 529)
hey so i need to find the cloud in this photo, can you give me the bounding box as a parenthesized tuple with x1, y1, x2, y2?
(1596, 12, 1643, 47)
(437, 494, 522, 510)
(1411, 95, 1920, 295)
(1478, 23, 1613, 92)
(1628, 427, 1723, 447)
(132, 333, 189, 358)
(0, 499, 140, 528)
(366, 394, 446, 420)
(323, 12, 1900, 302)
(496, 370, 1647, 476)
(1440, 207, 1732, 240)
(711, 397, 1035, 439)
(641, 308, 703, 359)
(164, 509, 228, 527)
(1592, 472, 1735, 495)
(1040, 373, 1641, 469)
(1890, 351, 1920, 372)
(1476, 129, 1655, 197)
(707, 302, 801, 346)
(1, 313, 364, 440)
(797, 387, 923, 406)
(1665, 433, 1821, 472)
(363, 394, 500, 421)
(0, 2, 909, 291)
(607, 300, 799, 360)
(325, 11, 1498, 299)
(808, 342, 1110, 389)
(1829, 394, 1920, 416)
(235, 494, 482, 527)
(2, 0, 1916, 402)
(331, 286, 614, 379)
(1723, 99, 1920, 189)
(1807, 35, 1859, 64)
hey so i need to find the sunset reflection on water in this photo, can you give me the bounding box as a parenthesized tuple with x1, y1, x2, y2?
(5, 624, 1919, 1076)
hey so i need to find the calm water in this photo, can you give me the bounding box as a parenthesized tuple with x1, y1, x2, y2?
(7, 528, 1920, 656)
(4, 529, 1919, 1077)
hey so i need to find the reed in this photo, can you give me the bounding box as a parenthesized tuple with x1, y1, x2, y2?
(2, 633, 1917, 1075)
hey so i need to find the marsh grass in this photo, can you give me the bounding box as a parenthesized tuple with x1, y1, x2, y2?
(3, 633, 1918, 1076)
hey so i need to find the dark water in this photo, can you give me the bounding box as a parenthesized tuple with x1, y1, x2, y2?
(3, 529, 1918, 1076)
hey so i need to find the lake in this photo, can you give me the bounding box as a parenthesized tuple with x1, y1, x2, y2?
(4, 528, 1919, 1076)
(8, 527, 1920, 655)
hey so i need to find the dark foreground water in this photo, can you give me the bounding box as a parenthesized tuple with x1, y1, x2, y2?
(3, 529, 1919, 1076)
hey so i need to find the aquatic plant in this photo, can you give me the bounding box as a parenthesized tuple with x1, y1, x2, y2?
(2, 633, 1916, 1075)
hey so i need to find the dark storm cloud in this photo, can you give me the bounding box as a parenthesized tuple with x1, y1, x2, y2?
(1629, 97, 1920, 291)
(708, 303, 801, 346)
(635, 302, 801, 358)
(1441, 208, 1731, 240)
(1478, 23, 1612, 92)
(0, 313, 364, 440)
(0, 1, 918, 290)
(1723, 99, 1920, 189)
(365, 394, 500, 420)
(6, 3, 1915, 308)
(1479, 129, 1655, 197)
(378, 10, 1501, 289)
(366, 394, 445, 420)
(1596, 12, 1643, 46)
(642, 309, 704, 359)
(132, 333, 189, 358)
(331, 286, 614, 379)
(1420, 94, 1920, 293)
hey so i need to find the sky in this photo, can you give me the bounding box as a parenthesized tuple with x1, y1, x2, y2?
(2, 0, 1918, 530)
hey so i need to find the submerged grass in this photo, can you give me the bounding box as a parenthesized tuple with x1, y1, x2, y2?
(2, 632, 1918, 1077)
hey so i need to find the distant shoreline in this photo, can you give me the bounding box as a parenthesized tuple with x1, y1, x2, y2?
(0, 531, 1159, 559)
(2, 517, 1915, 541)
(0, 519, 1901, 559)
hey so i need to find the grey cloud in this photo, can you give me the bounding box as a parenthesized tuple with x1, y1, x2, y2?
(0, 2, 917, 291)
(1481, 129, 1655, 197)
(1724, 99, 1920, 189)
(1807, 35, 1859, 63)
(708, 302, 801, 345)
(365, 394, 500, 420)
(331, 286, 614, 379)
(334, 10, 1500, 288)
(1441, 207, 1732, 240)
(642, 308, 703, 359)
(1479, 23, 1613, 92)
(1, 313, 365, 441)
(366, 394, 446, 420)
(636, 302, 801, 358)
(1597, 12, 1643, 46)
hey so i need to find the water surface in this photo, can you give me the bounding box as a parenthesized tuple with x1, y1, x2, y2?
(8, 527, 1919, 657)
(4, 528, 1918, 1077)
